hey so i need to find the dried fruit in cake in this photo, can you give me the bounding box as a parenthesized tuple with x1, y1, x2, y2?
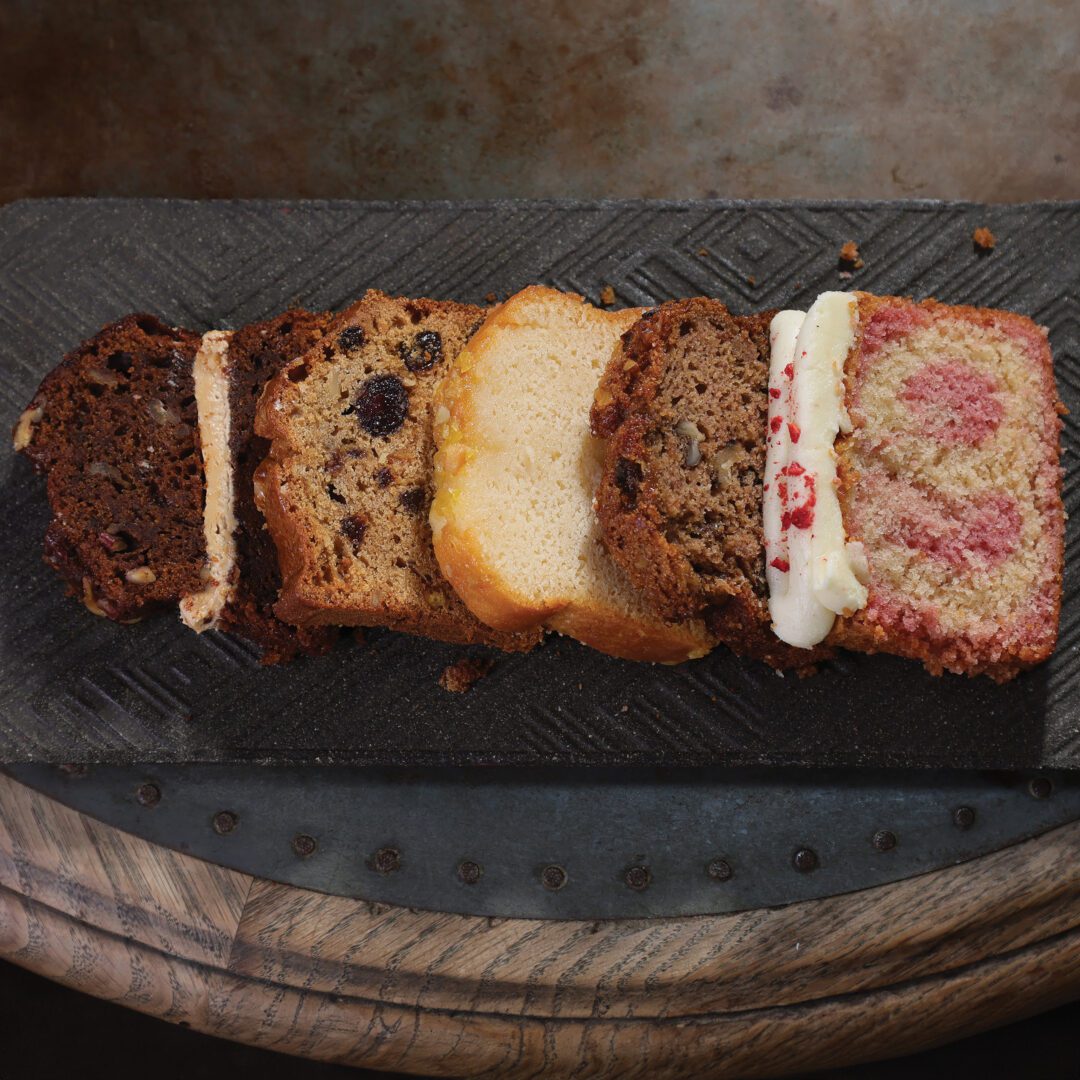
(180, 311, 338, 663)
(831, 293, 1064, 680)
(590, 297, 825, 668)
(254, 290, 538, 651)
(431, 286, 712, 663)
(15, 314, 206, 622)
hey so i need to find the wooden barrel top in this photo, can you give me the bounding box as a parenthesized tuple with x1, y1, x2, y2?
(1, 769, 1079, 1077)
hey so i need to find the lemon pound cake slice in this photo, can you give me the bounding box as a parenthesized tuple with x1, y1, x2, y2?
(15, 314, 206, 622)
(430, 286, 712, 663)
(255, 290, 537, 651)
(180, 311, 337, 662)
(589, 298, 825, 669)
(765, 292, 1063, 680)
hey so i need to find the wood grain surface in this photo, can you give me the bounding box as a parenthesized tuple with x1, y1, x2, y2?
(1, 770, 1079, 1077)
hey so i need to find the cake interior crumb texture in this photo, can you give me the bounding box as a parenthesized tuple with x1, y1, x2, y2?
(835, 294, 1064, 680)
(16, 314, 206, 622)
(254, 290, 537, 651)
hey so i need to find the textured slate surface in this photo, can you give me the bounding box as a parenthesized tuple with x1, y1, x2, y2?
(1, 197, 1078, 767)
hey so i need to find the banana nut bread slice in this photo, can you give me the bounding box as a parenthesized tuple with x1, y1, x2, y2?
(590, 297, 828, 669)
(254, 289, 539, 651)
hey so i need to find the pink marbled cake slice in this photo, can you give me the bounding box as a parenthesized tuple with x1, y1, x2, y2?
(832, 294, 1064, 681)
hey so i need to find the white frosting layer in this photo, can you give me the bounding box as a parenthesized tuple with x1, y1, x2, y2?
(180, 330, 237, 632)
(764, 293, 868, 649)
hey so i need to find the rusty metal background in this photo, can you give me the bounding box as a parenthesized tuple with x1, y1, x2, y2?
(2, 197, 1079, 768)
(2, 1, 1077, 206)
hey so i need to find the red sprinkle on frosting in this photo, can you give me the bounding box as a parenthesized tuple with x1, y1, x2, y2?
(770, 415, 783, 433)
(783, 363, 794, 378)
(788, 422, 801, 443)
(790, 504, 814, 529)
(769, 387, 781, 399)
(770, 557, 790, 572)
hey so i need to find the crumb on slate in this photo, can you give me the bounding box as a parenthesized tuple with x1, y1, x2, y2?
(747, 274, 757, 287)
(838, 241, 864, 270)
(484, 291, 499, 304)
(697, 246, 710, 257)
(439, 656, 495, 693)
(972, 226, 996, 251)
(599, 285, 616, 306)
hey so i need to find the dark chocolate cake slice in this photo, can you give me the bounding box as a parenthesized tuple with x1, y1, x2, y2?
(15, 314, 206, 622)
(180, 311, 337, 663)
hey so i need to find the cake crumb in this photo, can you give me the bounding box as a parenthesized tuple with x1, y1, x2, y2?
(746, 274, 757, 287)
(599, 285, 616, 306)
(838, 241, 864, 270)
(484, 291, 499, 304)
(697, 247, 710, 257)
(972, 226, 996, 252)
(439, 656, 495, 693)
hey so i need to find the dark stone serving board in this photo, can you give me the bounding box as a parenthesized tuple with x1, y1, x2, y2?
(1, 198, 1078, 767)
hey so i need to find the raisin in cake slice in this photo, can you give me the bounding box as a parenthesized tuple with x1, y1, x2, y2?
(431, 286, 712, 663)
(180, 311, 337, 662)
(589, 298, 825, 669)
(254, 290, 538, 651)
(15, 314, 206, 621)
(828, 293, 1064, 679)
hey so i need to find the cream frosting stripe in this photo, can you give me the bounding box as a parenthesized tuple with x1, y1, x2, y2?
(179, 330, 238, 632)
(764, 293, 868, 649)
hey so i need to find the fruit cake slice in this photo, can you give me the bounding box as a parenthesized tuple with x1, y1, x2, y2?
(430, 286, 712, 663)
(255, 290, 538, 651)
(829, 294, 1064, 679)
(180, 311, 338, 663)
(589, 298, 826, 669)
(15, 314, 206, 621)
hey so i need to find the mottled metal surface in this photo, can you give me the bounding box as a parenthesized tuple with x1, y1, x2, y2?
(1, 1, 1077, 205)
(10, 763, 1079, 918)
(3, 197, 1079, 768)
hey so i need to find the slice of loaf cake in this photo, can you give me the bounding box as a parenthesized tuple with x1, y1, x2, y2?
(430, 286, 712, 663)
(15, 314, 206, 621)
(830, 294, 1064, 679)
(181, 311, 338, 663)
(590, 298, 826, 668)
(254, 290, 538, 651)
